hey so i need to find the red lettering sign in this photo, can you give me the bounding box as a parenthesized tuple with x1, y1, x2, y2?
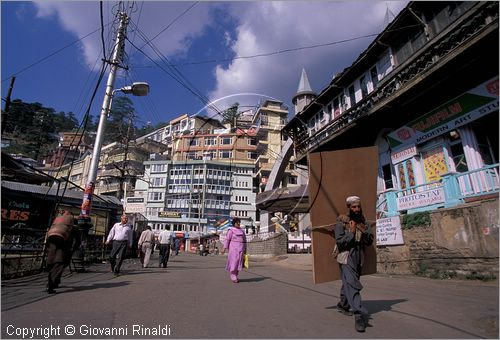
(397, 128, 411, 140)
(486, 80, 498, 95)
(448, 102, 462, 114)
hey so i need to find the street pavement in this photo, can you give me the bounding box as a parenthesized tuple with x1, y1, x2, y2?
(1, 252, 498, 339)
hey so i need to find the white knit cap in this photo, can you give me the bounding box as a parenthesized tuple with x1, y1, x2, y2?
(346, 196, 361, 205)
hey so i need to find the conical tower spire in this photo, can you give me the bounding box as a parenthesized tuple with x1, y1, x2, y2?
(292, 68, 316, 115)
(296, 68, 314, 95)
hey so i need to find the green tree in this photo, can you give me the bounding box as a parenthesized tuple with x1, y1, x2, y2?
(104, 96, 136, 145)
(221, 102, 240, 128)
(2, 99, 80, 160)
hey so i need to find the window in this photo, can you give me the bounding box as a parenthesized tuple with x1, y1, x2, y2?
(221, 137, 232, 145)
(348, 85, 356, 108)
(382, 164, 394, 189)
(188, 138, 199, 147)
(377, 49, 393, 80)
(340, 94, 347, 111)
(370, 66, 379, 89)
(219, 151, 232, 159)
(397, 160, 416, 190)
(247, 138, 257, 146)
(148, 192, 164, 201)
(248, 152, 257, 160)
(333, 97, 341, 119)
(151, 164, 166, 173)
(205, 137, 216, 146)
(359, 75, 368, 98)
(152, 177, 166, 187)
(448, 130, 468, 173)
(203, 150, 216, 160)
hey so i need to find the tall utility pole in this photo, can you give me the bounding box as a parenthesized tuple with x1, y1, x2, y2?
(2, 76, 16, 134)
(79, 12, 129, 228)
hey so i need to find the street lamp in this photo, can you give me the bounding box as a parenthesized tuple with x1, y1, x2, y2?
(78, 81, 150, 256)
(81, 81, 150, 219)
(118, 82, 150, 96)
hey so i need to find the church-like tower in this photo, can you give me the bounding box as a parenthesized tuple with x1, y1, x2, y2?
(292, 68, 317, 115)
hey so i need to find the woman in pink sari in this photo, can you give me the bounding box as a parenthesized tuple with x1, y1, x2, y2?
(222, 218, 247, 283)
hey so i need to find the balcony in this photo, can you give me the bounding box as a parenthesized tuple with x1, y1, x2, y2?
(285, 2, 498, 161)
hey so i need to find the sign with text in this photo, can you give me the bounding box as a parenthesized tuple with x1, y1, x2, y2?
(125, 197, 145, 214)
(158, 211, 181, 218)
(387, 77, 499, 150)
(391, 145, 417, 164)
(376, 216, 404, 246)
(396, 187, 445, 211)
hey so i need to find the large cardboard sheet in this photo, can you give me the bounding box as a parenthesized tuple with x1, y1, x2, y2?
(308, 146, 378, 284)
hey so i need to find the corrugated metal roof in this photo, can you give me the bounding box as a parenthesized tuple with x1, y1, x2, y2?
(2, 180, 122, 207)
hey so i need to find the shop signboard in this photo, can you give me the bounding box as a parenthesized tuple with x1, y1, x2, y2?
(125, 197, 145, 214)
(388, 77, 499, 150)
(391, 145, 417, 164)
(376, 216, 404, 246)
(396, 187, 445, 211)
(158, 211, 181, 218)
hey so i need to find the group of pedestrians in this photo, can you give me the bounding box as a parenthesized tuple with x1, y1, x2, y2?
(45, 195, 372, 333)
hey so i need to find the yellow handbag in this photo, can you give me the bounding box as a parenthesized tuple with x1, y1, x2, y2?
(243, 253, 249, 269)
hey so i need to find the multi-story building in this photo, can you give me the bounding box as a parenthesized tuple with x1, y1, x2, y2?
(43, 131, 94, 168)
(141, 114, 224, 157)
(171, 128, 257, 164)
(46, 137, 167, 200)
(135, 159, 256, 250)
(284, 1, 498, 216)
(252, 100, 296, 192)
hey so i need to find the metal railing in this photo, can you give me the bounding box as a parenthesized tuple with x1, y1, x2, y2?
(377, 163, 499, 217)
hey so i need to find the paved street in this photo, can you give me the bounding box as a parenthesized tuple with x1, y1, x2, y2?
(2, 253, 498, 339)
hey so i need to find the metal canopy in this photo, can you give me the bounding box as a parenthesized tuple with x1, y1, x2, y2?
(255, 185, 309, 214)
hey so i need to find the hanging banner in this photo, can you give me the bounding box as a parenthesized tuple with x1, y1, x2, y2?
(387, 77, 499, 150)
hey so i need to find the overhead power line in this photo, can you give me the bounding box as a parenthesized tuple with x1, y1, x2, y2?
(1, 24, 111, 83)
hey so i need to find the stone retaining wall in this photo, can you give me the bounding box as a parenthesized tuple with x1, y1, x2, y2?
(247, 232, 287, 256)
(377, 198, 499, 279)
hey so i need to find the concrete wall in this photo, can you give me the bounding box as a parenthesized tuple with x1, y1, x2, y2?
(377, 198, 499, 279)
(247, 232, 287, 256)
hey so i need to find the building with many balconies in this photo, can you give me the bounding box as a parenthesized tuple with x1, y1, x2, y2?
(284, 1, 498, 217)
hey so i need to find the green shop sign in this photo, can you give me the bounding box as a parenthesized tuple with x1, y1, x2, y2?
(387, 77, 498, 150)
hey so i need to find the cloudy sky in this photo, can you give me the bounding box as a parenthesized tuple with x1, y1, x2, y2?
(1, 1, 409, 127)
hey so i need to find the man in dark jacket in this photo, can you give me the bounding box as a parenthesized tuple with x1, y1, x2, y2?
(334, 196, 374, 332)
(46, 211, 81, 294)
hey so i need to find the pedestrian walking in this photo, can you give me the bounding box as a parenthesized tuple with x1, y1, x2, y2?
(45, 210, 81, 294)
(138, 226, 154, 268)
(334, 196, 374, 332)
(221, 217, 247, 283)
(105, 214, 133, 276)
(173, 237, 181, 256)
(158, 227, 173, 268)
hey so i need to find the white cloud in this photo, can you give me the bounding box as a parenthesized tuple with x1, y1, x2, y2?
(33, 1, 214, 68)
(31, 1, 409, 118)
(208, 1, 409, 115)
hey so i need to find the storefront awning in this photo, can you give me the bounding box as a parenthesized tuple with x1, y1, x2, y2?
(255, 185, 309, 213)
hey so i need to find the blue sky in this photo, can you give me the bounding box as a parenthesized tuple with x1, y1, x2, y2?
(1, 1, 409, 128)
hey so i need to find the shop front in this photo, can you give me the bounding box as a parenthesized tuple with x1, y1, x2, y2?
(378, 77, 499, 216)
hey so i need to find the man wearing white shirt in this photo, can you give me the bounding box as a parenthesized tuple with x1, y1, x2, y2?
(105, 214, 133, 275)
(158, 227, 173, 268)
